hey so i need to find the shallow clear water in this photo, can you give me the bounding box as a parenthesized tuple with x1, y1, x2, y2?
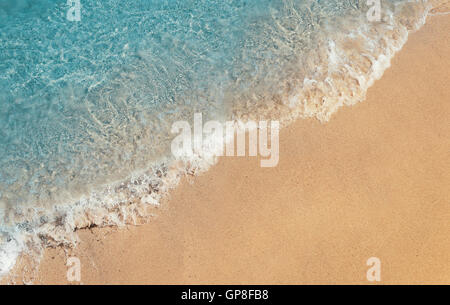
(0, 0, 431, 276)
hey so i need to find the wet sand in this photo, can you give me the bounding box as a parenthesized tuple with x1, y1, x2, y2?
(3, 9, 450, 285)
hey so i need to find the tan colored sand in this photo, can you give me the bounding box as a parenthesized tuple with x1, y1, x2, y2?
(3, 14, 450, 285)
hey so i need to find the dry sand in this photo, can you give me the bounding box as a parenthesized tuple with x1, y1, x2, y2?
(3, 10, 450, 285)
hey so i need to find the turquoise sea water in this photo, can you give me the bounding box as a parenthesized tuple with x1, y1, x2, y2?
(0, 0, 431, 276)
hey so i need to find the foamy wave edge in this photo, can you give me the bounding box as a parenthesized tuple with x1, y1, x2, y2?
(234, 1, 433, 124)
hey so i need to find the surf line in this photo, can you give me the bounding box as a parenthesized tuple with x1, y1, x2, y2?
(171, 113, 280, 167)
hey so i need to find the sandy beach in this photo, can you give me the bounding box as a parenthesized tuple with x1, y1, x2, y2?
(3, 6, 450, 285)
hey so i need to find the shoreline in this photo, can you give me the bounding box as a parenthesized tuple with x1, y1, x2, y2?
(3, 10, 450, 285)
